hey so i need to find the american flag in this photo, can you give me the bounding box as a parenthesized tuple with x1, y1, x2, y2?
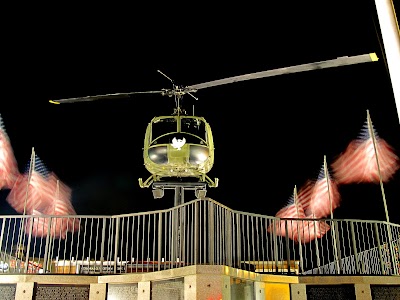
(296, 180, 313, 213)
(6, 155, 54, 214)
(25, 209, 79, 239)
(7, 153, 80, 239)
(296, 218, 331, 244)
(331, 115, 399, 184)
(25, 210, 49, 238)
(0, 114, 19, 190)
(306, 164, 341, 218)
(267, 193, 307, 241)
(268, 174, 337, 243)
(41, 172, 80, 238)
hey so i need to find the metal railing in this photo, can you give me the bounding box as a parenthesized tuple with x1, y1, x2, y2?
(0, 198, 399, 276)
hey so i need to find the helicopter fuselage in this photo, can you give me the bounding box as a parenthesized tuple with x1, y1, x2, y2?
(143, 115, 215, 182)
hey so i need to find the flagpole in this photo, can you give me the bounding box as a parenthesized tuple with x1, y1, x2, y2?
(23, 147, 35, 216)
(323, 156, 334, 219)
(367, 110, 391, 223)
(367, 110, 398, 274)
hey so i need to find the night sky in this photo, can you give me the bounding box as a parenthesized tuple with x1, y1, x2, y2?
(1, 2, 399, 225)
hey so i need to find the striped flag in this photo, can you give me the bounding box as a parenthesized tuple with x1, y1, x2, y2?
(42, 172, 80, 238)
(268, 175, 337, 243)
(296, 180, 313, 213)
(267, 193, 307, 241)
(6, 156, 54, 214)
(331, 118, 399, 184)
(25, 210, 49, 238)
(297, 218, 331, 244)
(306, 165, 341, 218)
(45, 172, 73, 214)
(23, 173, 80, 239)
(26, 211, 79, 240)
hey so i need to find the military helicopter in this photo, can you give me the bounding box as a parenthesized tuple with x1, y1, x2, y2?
(49, 53, 378, 194)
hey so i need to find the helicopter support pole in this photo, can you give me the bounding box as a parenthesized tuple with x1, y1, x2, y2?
(172, 186, 184, 264)
(153, 181, 208, 267)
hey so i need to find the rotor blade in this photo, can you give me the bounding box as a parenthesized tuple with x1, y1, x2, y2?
(49, 90, 164, 104)
(187, 53, 378, 91)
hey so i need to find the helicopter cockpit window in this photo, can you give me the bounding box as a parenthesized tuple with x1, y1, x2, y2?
(181, 117, 207, 143)
(181, 117, 205, 135)
(150, 116, 208, 146)
(151, 118, 177, 144)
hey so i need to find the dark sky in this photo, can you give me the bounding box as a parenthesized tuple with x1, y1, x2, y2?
(1, 2, 399, 224)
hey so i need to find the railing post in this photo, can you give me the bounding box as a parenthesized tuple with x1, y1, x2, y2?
(113, 217, 120, 274)
(285, 219, 291, 274)
(194, 201, 199, 265)
(0, 218, 5, 264)
(180, 206, 186, 265)
(157, 212, 162, 271)
(386, 223, 399, 275)
(374, 222, 386, 274)
(24, 216, 35, 273)
(334, 220, 343, 273)
(225, 210, 232, 267)
(331, 220, 341, 274)
(273, 219, 279, 273)
(100, 217, 106, 274)
(350, 222, 361, 274)
(236, 213, 241, 269)
(245, 215, 250, 269)
(208, 201, 215, 265)
(314, 220, 321, 274)
(297, 219, 304, 274)
(41, 217, 52, 273)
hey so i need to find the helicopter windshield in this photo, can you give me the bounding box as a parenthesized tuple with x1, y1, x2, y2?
(150, 116, 207, 145)
(151, 117, 177, 141)
(181, 117, 206, 138)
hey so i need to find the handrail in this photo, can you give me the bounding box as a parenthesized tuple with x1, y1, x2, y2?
(0, 198, 398, 276)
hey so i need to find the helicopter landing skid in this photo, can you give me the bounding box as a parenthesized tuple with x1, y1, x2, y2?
(138, 175, 219, 189)
(152, 181, 208, 201)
